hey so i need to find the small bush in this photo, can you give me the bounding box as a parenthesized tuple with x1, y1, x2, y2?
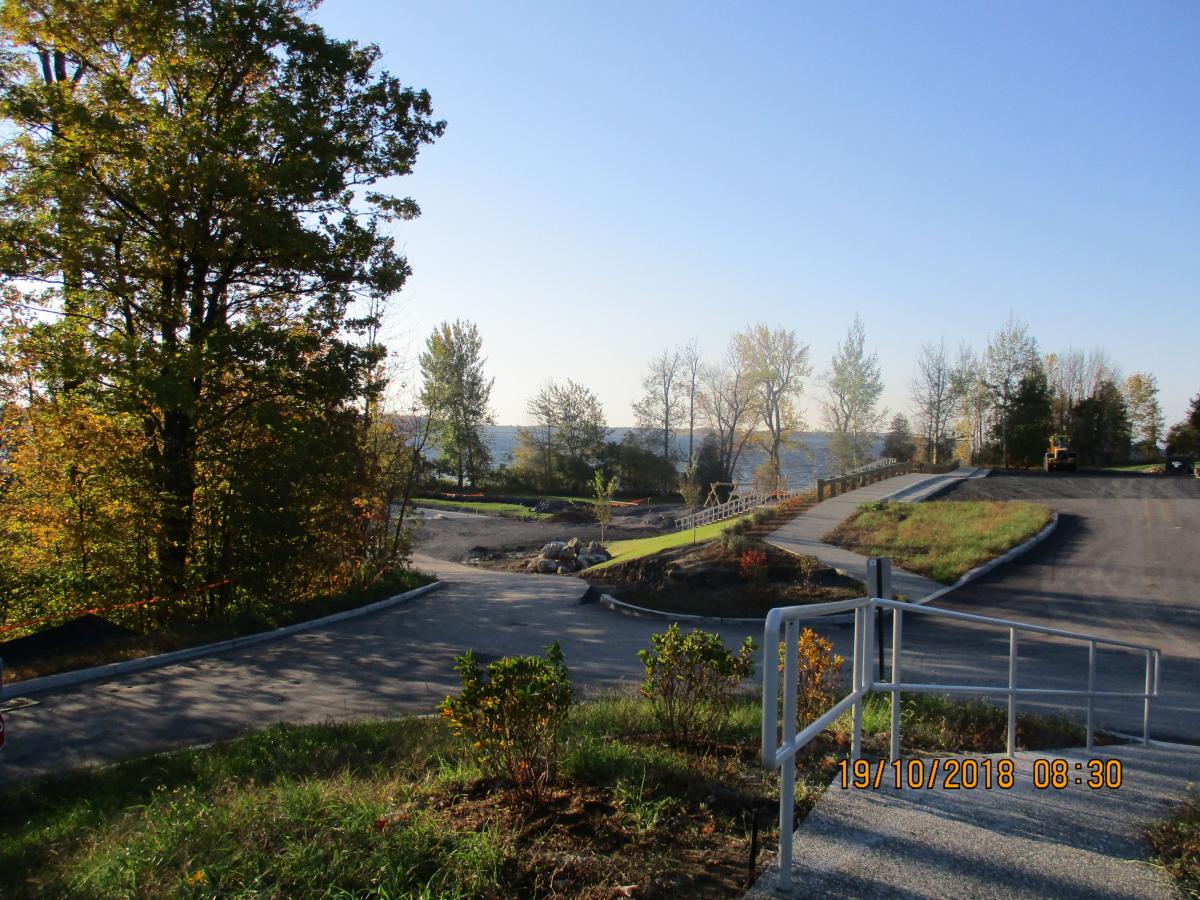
(858, 500, 886, 513)
(778, 628, 844, 727)
(751, 507, 772, 525)
(722, 531, 752, 555)
(794, 553, 820, 584)
(739, 548, 769, 581)
(638, 624, 755, 744)
(438, 643, 573, 802)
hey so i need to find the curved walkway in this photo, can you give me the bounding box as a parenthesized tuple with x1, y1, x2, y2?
(765, 467, 986, 600)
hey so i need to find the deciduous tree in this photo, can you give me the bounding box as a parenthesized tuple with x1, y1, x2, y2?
(733, 323, 811, 491)
(822, 315, 885, 472)
(419, 320, 495, 488)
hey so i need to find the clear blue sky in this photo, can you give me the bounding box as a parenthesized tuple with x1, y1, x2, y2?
(314, 1, 1199, 427)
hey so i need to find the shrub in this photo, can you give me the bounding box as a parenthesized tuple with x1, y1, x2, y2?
(739, 548, 769, 581)
(794, 553, 820, 584)
(858, 500, 886, 513)
(778, 628, 844, 727)
(638, 624, 755, 744)
(722, 531, 752, 555)
(751, 507, 772, 525)
(438, 643, 573, 801)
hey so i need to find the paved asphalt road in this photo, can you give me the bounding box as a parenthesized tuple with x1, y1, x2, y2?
(891, 471, 1200, 744)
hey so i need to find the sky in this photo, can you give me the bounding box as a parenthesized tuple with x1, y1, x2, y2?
(313, 1, 1199, 427)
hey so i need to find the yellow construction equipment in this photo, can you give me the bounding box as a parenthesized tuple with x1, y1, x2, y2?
(1044, 435, 1077, 472)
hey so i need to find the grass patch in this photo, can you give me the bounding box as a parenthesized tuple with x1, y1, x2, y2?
(591, 515, 756, 570)
(1104, 463, 1161, 474)
(823, 500, 1053, 584)
(2, 568, 433, 684)
(1149, 790, 1200, 898)
(846, 692, 1090, 754)
(415, 496, 553, 520)
(0, 690, 1099, 899)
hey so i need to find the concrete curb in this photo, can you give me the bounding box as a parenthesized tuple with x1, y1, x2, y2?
(2, 580, 444, 698)
(598, 593, 767, 627)
(916, 513, 1059, 607)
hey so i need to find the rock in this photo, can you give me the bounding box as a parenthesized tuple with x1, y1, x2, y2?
(560, 545, 577, 560)
(566, 537, 582, 550)
(555, 563, 573, 575)
(541, 541, 565, 560)
(536, 557, 559, 574)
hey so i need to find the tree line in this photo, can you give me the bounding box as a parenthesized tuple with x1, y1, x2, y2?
(421, 312, 1181, 500)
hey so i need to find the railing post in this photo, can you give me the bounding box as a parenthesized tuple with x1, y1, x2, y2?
(1007, 628, 1018, 758)
(851, 607, 863, 760)
(778, 618, 799, 892)
(1086, 641, 1095, 750)
(1143, 649, 1152, 746)
(890, 605, 903, 761)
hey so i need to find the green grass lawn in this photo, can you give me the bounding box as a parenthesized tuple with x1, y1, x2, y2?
(589, 514, 755, 571)
(1104, 463, 1161, 473)
(823, 500, 1053, 584)
(414, 496, 553, 520)
(0, 690, 1089, 899)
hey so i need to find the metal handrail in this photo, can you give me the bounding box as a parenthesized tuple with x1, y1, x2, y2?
(760, 595, 1161, 892)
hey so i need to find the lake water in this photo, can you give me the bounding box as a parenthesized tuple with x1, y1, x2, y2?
(480, 426, 883, 489)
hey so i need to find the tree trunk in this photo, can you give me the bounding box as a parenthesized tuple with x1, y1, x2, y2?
(158, 407, 197, 594)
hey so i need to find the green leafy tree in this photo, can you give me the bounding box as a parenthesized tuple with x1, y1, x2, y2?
(1123, 373, 1164, 460)
(882, 413, 916, 462)
(419, 320, 494, 488)
(1072, 379, 1132, 466)
(516, 379, 607, 492)
(0, 0, 444, 594)
(822, 315, 885, 472)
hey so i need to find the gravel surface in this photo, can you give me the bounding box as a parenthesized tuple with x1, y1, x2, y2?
(411, 505, 683, 564)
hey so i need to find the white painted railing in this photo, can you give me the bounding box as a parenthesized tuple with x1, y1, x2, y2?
(760, 595, 1161, 893)
(674, 489, 799, 531)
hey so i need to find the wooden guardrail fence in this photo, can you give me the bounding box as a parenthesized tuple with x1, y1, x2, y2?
(816, 458, 960, 501)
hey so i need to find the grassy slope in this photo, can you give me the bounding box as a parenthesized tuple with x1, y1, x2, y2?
(590, 514, 755, 571)
(824, 500, 1053, 584)
(0, 693, 1088, 899)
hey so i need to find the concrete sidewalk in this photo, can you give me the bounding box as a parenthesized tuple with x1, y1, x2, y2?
(746, 741, 1197, 899)
(766, 468, 986, 601)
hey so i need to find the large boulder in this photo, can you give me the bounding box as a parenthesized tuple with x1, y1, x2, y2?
(541, 541, 565, 560)
(535, 557, 559, 574)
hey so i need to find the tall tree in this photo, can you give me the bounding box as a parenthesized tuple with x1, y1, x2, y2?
(910, 339, 960, 464)
(821, 315, 884, 473)
(0, 0, 444, 591)
(1122, 372, 1164, 460)
(681, 339, 702, 464)
(985, 316, 1041, 467)
(697, 343, 757, 484)
(632, 347, 684, 476)
(1072, 379, 1132, 466)
(419, 320, 494, 489)
(733, 323, 811, 490)
(881, 413, 916, 462)
(517, 379, 607, 492)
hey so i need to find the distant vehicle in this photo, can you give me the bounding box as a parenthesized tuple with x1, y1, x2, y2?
(1044, 435, 1077, 472)
(1164, 455, 1195, 476)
